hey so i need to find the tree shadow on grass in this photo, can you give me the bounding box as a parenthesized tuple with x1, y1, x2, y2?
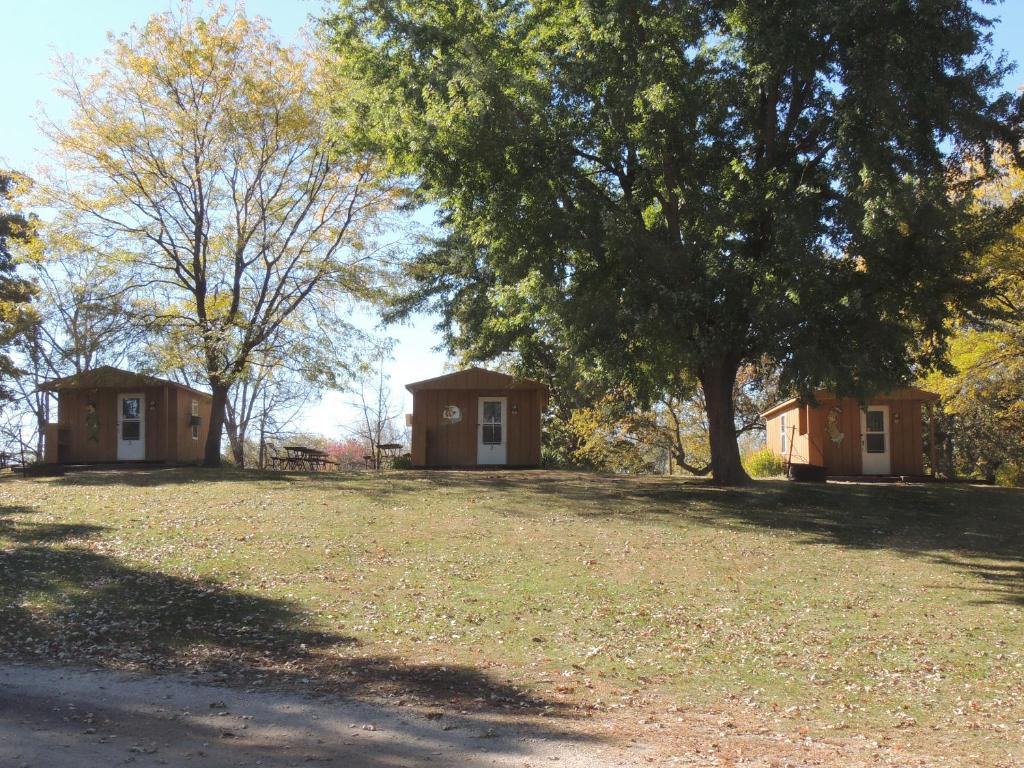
(485, 473, 1024, 607)
(0, 503, 585, 751)
(22, 467, 1024, 606)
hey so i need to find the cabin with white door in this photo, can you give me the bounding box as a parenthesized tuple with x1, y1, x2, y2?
(39, 366, 212, 465)
(406, 368, 547, 468)
(761, 388, 940, 477)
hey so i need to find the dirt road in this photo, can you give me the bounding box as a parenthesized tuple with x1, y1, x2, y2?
(0, 664, 644, 768)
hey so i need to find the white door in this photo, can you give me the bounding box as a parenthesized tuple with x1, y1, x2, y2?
(860, 405, 890, 475)
(477, 397, 507, 465)
(117, 393, 146, 461)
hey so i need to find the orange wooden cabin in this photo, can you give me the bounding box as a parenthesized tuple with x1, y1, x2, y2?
(761, 388, 940, 477)
(406, 368, 547, 468)
(40, 366, 212, 465)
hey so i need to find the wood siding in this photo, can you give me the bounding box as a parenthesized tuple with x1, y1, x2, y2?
(51, 384, 211, 464)
(173, 387, 211, 463)
(765, 396, 929, 476)
(411, 387, 543, 467)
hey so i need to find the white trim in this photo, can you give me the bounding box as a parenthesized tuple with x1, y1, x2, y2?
(860, 405, 891, 475)
(117, 392, 146, 461)
(477, 396, 508, 465)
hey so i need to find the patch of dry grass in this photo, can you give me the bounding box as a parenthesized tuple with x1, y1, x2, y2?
(1, 468, 1022, 763)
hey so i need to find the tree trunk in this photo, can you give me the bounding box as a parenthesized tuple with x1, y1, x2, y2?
(700, 358, 750, 486)
(231, 431, 246, 468)
(34, 393, 47, 460)
(203, 382, 229, 468)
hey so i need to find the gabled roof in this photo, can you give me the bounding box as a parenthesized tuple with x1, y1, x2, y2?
(39, 366, 212, 399)
(760, 386, 940, 419)
(406, 366, 548, 393)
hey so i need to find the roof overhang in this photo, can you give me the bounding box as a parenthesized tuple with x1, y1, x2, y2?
(39, 366, 212, 399)
(406, 366, 548, 393)
(761, 387, 941, 419)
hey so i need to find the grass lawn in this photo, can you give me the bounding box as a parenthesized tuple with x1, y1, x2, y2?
(1, 468, 1022, 764)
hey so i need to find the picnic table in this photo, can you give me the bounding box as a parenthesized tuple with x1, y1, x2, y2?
(272, 446, 336, 472)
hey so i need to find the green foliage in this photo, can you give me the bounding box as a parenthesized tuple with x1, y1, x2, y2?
(0, 172, 38, 401)
(743, 448, 785, 479)
(323, 0, 1022, 484)
(390, 453, 413, 470)
(923, 150, 1024, 486)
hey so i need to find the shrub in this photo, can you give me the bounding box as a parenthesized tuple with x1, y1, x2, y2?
(391, 453, 413, 470)
(996, 462, 1024, 488)
(743, 448, 785, 478)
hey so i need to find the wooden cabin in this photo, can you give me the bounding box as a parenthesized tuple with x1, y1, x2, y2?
(406, 368, 547, 468)
(761, 388, 940, 477)
(40, 366, 213, 465)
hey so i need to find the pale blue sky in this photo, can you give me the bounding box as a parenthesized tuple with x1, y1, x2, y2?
(1, 0, 1022, 437)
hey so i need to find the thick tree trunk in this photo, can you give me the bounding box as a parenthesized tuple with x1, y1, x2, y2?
(203, 382, 229, 468)
(700, 359, 750, 486)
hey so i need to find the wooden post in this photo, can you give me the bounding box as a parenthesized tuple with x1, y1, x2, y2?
(928, 402, 937, 477)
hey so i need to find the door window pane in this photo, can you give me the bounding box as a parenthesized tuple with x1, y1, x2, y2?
(122, 398, 140, 419)
(866, 433, 885, 453)
(865, 410, 884, 433)
(483, 401, 502, 424)
(482, 424, 502, 445)
(122, 421, 141, 441)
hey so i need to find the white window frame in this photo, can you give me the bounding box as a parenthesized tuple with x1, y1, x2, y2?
(191, 399, 199, 440)
(780, 414, 788, 455)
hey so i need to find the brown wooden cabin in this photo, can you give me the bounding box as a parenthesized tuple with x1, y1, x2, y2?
(407, 367, 547, 468)
(40, 366, 213, 465)
(761, 387, 940, 477)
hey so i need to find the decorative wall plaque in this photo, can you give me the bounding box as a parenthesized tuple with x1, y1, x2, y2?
(85, 402, 100, 443)
(442, 405, 461, 424)
(826, 406, 845, 444)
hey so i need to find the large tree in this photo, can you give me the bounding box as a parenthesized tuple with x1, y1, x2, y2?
(43, 5, 395, 466)
(324, 0, 1022, 483)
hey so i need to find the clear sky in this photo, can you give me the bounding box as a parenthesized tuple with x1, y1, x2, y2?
(2, 0, 1022, 438)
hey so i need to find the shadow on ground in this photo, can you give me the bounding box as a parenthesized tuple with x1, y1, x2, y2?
(278, 467, 1024, 608)
(11, 466, 1024, 608)
(460, 470, 1024, 608)
(0, 501, 587, 760)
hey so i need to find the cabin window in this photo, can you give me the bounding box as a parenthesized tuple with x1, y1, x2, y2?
(191, 399, 200, 417)
(779, 414, 787, 455)
(191, 399, 199, 440)
(191, 424, 199, 440)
